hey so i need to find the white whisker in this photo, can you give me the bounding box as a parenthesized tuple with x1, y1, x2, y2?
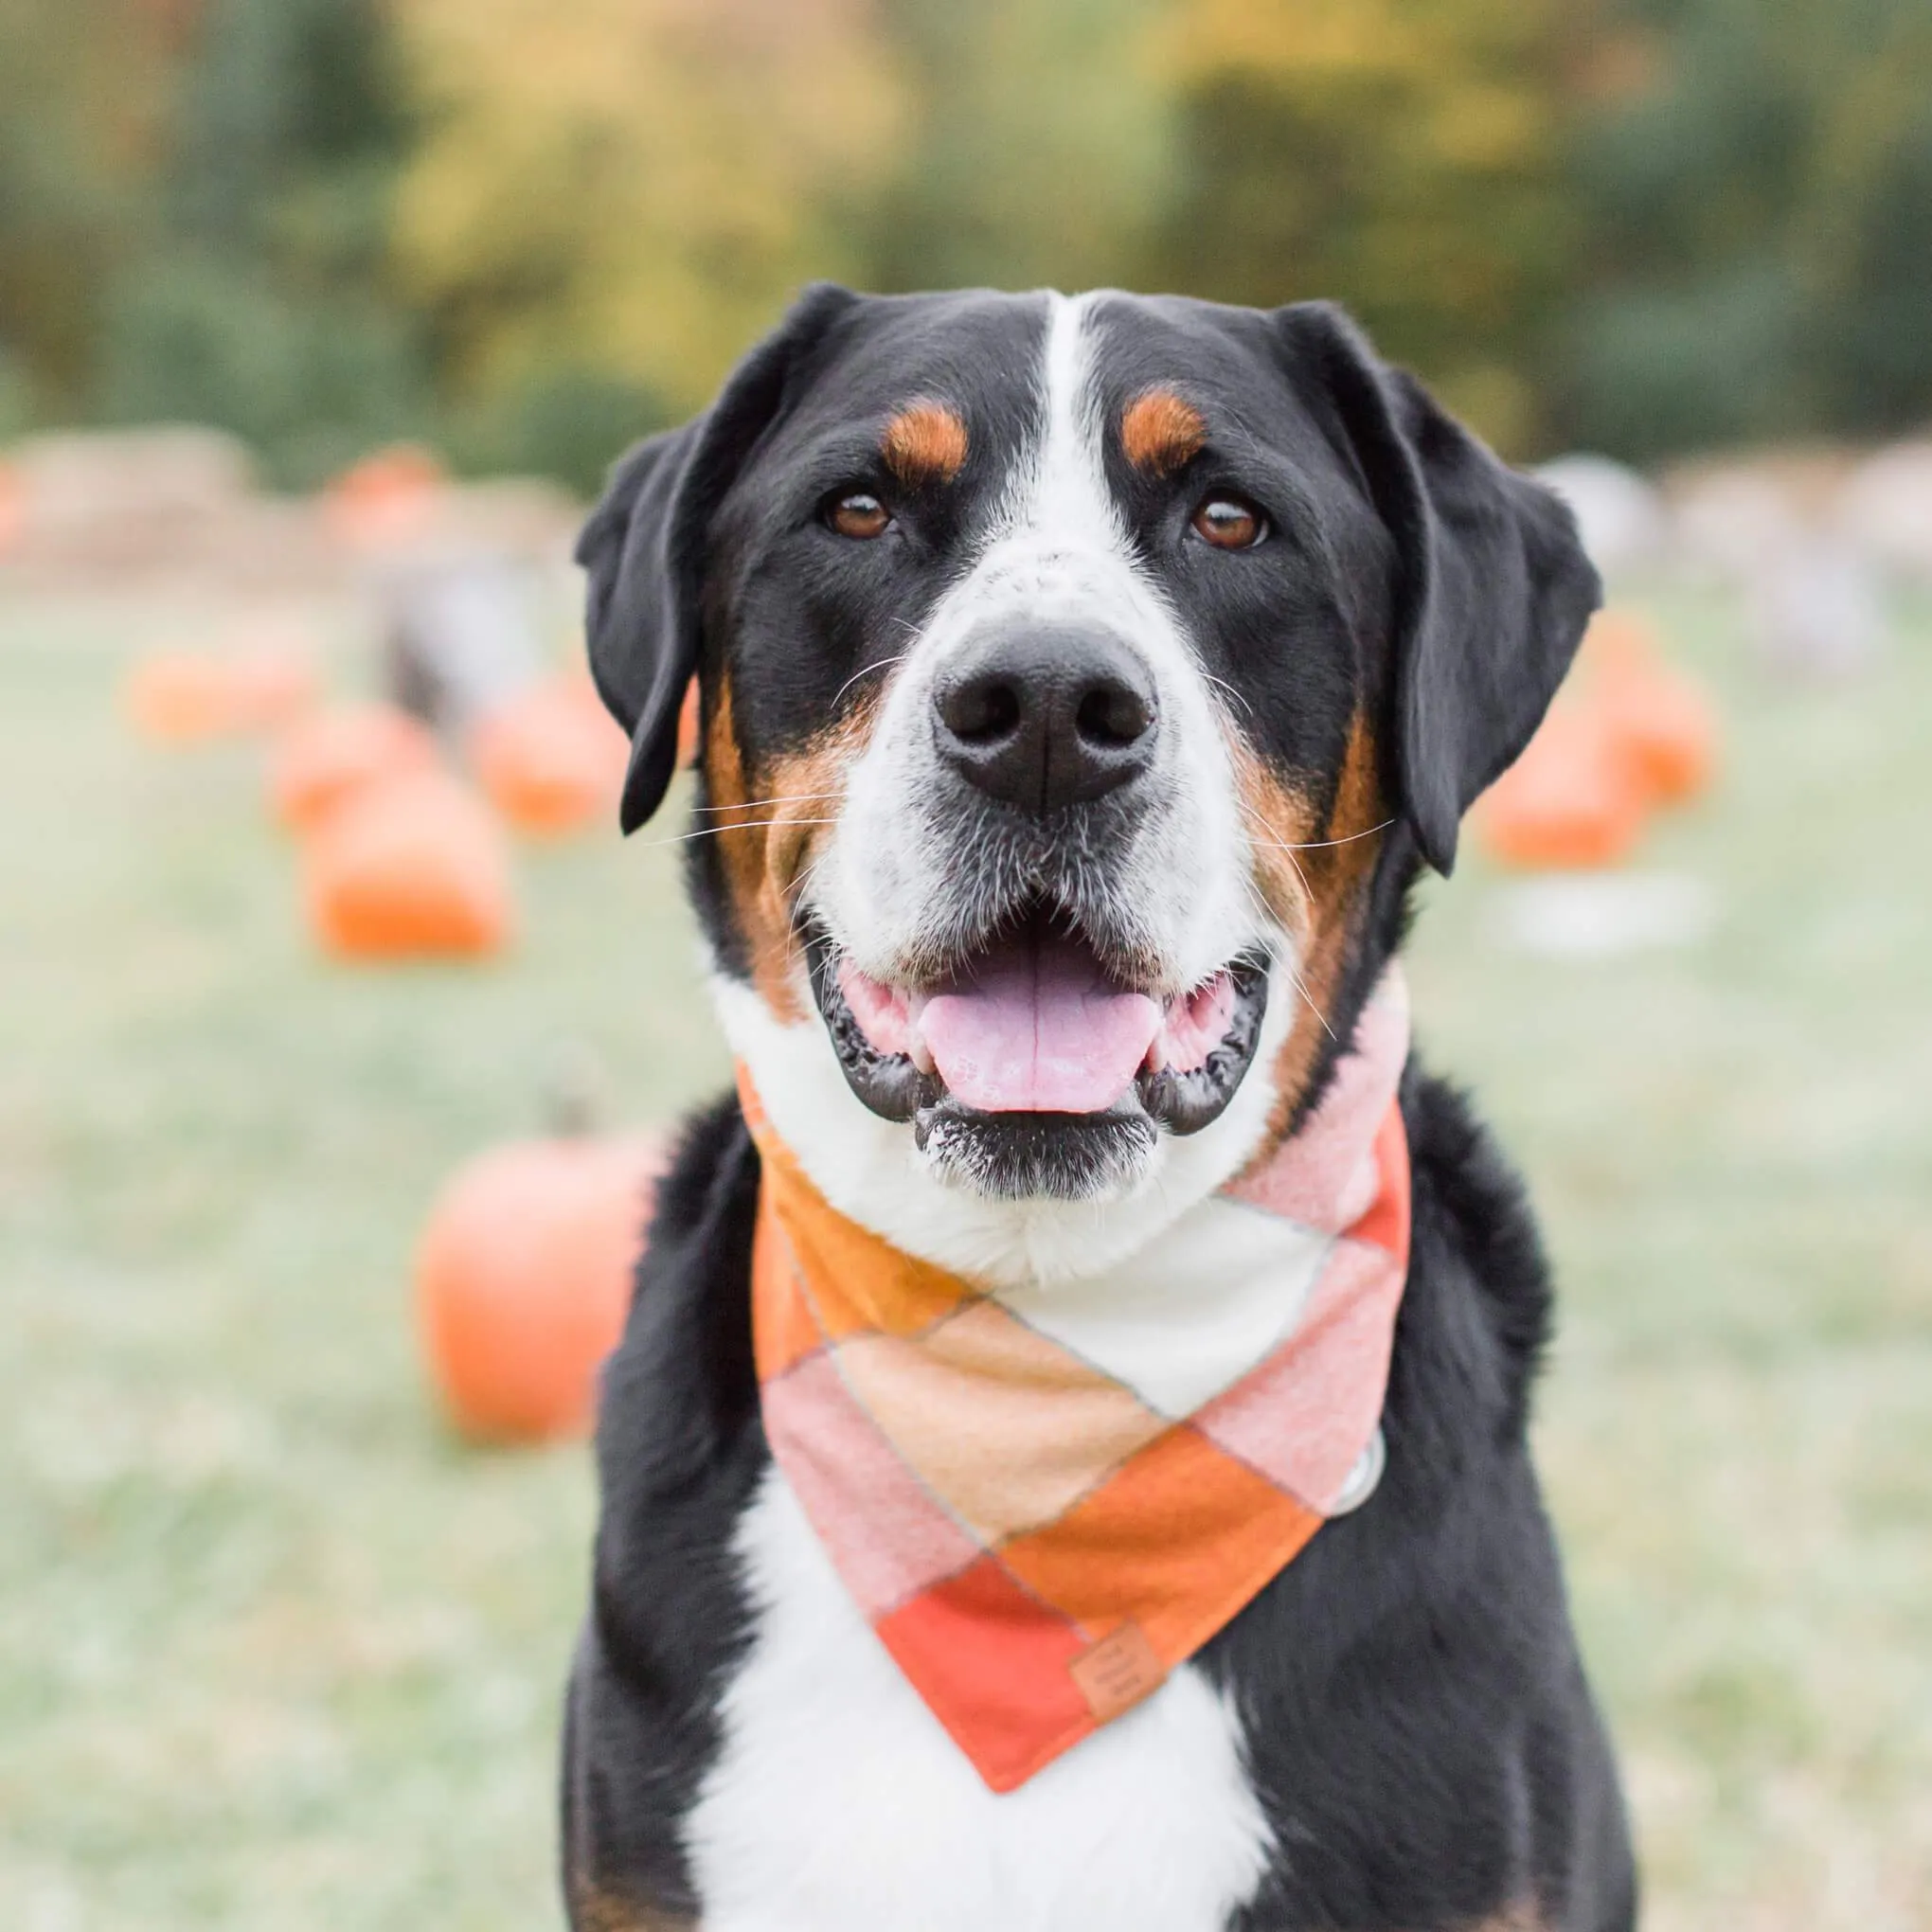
(1241, 799, 1316, 903)
(637, 818, 843, 849)
(1288, 965, 1337, 1043)
(832, 653, 908, 707)
(1237, 799, 1396, 855)
(1199, 671, 1257, 724)
(690, 793, 845, 813)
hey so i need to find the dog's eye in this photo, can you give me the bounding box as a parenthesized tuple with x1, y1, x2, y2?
(828, 492, 892, 540)
(1190, 494, 1266, 550)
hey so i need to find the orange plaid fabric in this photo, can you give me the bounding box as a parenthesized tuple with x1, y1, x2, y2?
(741, 973, 1412, 1792)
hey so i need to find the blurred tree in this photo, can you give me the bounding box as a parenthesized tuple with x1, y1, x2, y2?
(1560, 0, 1932, 458)
(8, 0, 1931, 483)
(865, 0, 1173, 296)
(445, 366, 667, 499)
(1146, 0, 1577, 453)
(0, 0, 187, 416)
(96, 0, 438, 484)
(391, 0, 903, 420)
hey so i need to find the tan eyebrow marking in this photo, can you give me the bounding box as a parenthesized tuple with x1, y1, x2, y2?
(881, 401, 969, 486)
(1121, 388, 1208, 474)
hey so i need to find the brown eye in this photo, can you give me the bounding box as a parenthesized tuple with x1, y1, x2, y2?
(1191, 494, 1266, 550)
(829, 491, 891, 540)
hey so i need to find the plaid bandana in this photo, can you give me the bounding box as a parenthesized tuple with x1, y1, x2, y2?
(741, 970, 1411, 1792)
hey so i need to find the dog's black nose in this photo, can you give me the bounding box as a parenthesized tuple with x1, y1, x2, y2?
(933, 625, 1157, 813)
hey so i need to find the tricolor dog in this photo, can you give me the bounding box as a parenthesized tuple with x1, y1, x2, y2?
(564, 286, 1637, 1931)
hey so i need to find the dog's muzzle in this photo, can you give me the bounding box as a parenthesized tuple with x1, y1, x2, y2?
(801, 617, 1269, 1196)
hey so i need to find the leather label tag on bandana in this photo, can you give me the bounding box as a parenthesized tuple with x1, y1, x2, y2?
(1069, 1620, 1165, 1723)
(742, 971, 1412, 1793)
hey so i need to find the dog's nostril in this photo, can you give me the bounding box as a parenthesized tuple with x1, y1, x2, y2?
(934, 623, 1157, 813)
(1075, 681, 1152, 748)
(940, 677, 1023, 745)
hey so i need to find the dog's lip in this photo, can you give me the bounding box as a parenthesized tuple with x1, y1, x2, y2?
(805, 921, 1270, 1137)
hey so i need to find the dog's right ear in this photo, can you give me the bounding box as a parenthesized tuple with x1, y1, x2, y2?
(578, 282, 858, 832)
(1274, 302, 1600, 875)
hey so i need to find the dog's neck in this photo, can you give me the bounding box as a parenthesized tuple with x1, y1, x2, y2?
(712, 952, 1381, 1293)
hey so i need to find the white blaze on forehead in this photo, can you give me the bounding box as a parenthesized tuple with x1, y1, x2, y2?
(953, 291, 1168, 649)
(1027, 289, 1119, 546)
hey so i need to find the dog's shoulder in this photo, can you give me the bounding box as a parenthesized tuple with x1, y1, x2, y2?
(1207, 1061, 1632, 1930)
(593, 1089, 764, 1590)
(1399, 1056, 1554, 1443)
(597, 1090, 761, 1491)
(566, 1093, 765, 1923)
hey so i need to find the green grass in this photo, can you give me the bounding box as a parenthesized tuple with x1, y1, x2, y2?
(1411, 582, 1932, 1930)
(1, 582, 1927, 1929)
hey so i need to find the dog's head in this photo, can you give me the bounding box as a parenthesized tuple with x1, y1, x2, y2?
(582, 287, 1596, 1276)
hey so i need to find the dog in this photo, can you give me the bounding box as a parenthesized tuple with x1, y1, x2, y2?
(563, 284, 1637, 1932)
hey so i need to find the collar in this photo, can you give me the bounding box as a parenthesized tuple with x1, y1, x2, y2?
(739, 969, 1411, 1792)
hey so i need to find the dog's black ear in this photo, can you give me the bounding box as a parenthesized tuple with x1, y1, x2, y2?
(1276, 303, 1601, 874)
(578, 281, 859, 832)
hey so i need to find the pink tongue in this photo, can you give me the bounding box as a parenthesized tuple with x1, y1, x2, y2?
(918, 931, 1161, 1114)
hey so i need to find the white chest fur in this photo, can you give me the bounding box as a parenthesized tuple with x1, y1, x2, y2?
(684, 1469, 1274, 1932)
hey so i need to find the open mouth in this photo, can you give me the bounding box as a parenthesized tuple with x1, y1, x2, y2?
(805, 905, 1269, 1185)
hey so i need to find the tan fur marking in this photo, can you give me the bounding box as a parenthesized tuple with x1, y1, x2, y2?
(1230, 711, 1389, 1169)
(882, 401, 968, 487)
(703, 674, 875, 1023)
(570, 1882, 693, 1931)
(1120, 389, 1207, 474)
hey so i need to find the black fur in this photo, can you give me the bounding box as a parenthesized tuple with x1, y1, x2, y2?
(563, 1096, 760, 1923)
(567, 287, 1632, 1929)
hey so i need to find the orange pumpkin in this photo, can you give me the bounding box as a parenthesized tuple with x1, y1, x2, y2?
(324, 443, 445, 549)
(123, 642, 316, 743)
(1474, 707, 1649, 870)
(302, 770, 512, 959)
(469, 675, 631, 834)
(225, 638, 321, 730)
(270, 703, 440, 833)
(0, 461, 23, 555)
(415, 1132, 668, 1440)
(1588, 611, 1719, 806)
(123, 651, 246, 742)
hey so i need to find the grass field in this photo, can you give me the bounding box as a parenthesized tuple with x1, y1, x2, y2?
(1, 580, 1927, 1930)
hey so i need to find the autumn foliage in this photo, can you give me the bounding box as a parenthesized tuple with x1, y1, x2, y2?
(391, 0, 903, 415)
(9, 2, 1932, 477)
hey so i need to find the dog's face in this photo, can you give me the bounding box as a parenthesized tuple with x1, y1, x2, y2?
(583, 288, 1595, 1270)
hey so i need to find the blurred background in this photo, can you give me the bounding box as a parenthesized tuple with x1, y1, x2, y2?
(2, 2, 1928, 1928)
(9, 0, 1932, 481)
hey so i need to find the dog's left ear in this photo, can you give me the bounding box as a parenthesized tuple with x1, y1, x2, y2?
(1276, 303, 1601, 874)
(578, 282, 859, 832)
